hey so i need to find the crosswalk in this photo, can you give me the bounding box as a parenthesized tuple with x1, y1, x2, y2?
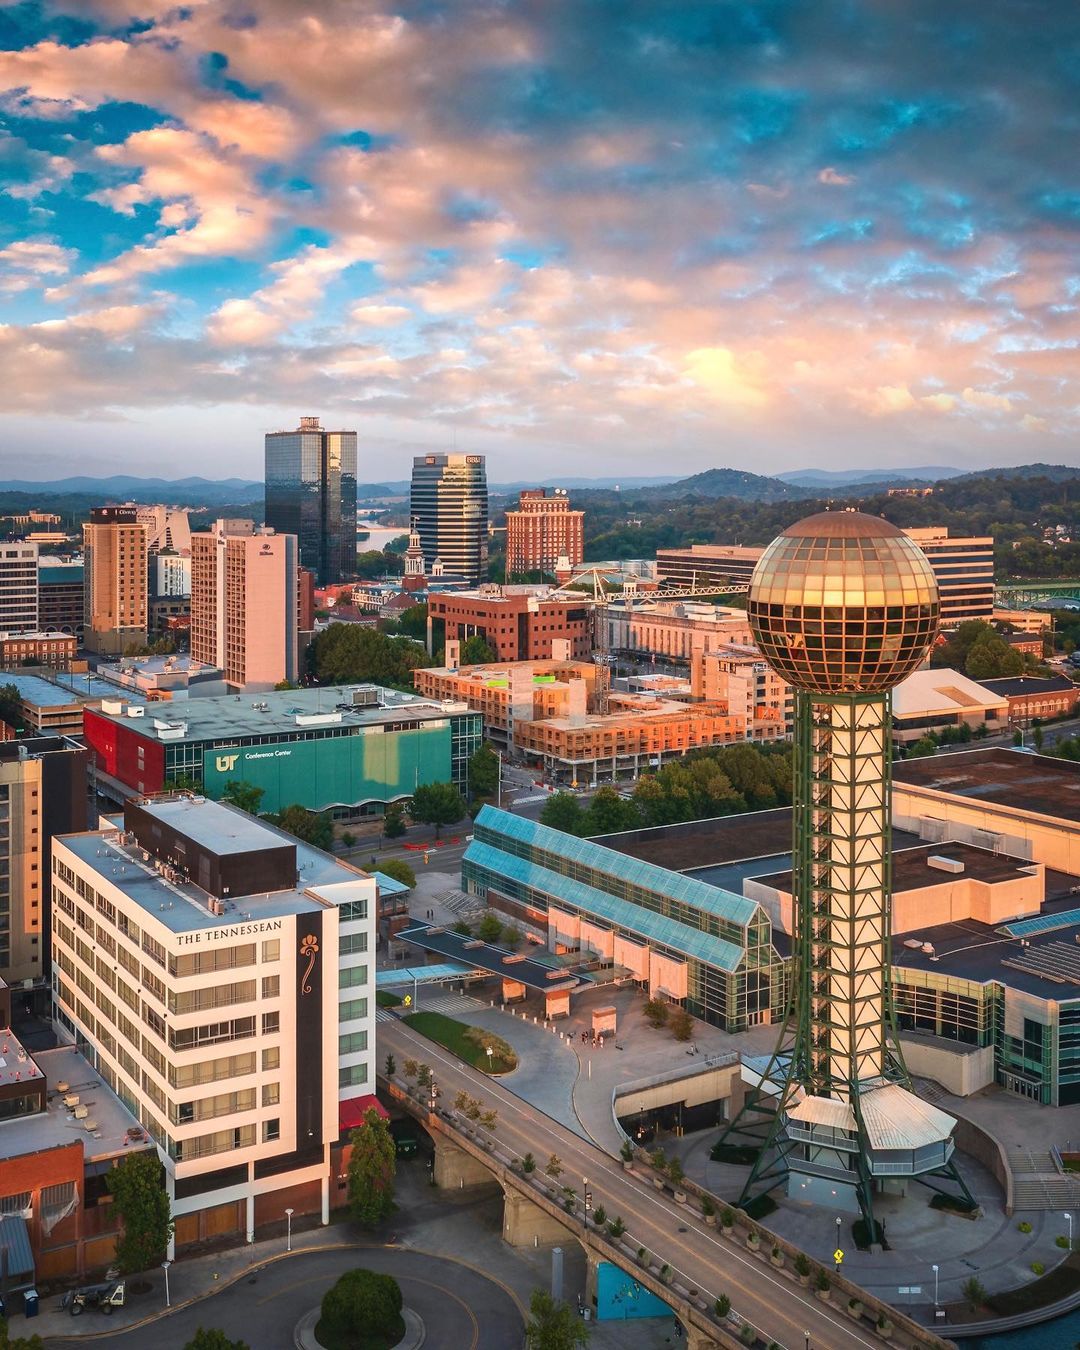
(376, 990, 484, 1023)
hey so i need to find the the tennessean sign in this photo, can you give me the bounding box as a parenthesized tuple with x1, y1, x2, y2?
(176, 917, 285, 947)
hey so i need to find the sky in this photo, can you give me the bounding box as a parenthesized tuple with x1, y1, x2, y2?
(0, 1, 1077, 484)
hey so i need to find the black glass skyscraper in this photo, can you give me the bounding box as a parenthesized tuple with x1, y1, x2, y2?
(265, 416, 357, 585)
(410, 453, 489, 584)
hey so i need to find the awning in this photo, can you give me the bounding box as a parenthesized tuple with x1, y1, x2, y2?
(339, 1095, 390, 1133)
(0, 1216, 35, 1289)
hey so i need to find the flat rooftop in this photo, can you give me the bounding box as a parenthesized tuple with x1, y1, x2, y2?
(137, 795, 292, 857)
(0, 671, 146, 708)
(0, 1029, 43, 1091)
(398, 925, 581, 991)
(893, 747, 1080, 825)
(892, 917, 1080, 1001)
(58, 803, 371, 934)
(0, 1044, 147, 1163)
(86, 683, 468, 744)
(756, 842, 1039, 897)
(594, 809, 794, 871)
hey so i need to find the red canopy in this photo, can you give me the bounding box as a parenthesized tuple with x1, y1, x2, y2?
(339, 1094, 390, 1133)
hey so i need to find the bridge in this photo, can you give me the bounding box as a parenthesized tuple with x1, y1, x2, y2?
(997, 581, 1080, 609)
(377, 1018, 949, 1350)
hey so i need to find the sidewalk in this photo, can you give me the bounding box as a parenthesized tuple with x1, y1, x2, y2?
(32, 1221, 352, 1340)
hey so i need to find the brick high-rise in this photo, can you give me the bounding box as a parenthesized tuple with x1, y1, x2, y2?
(505, 489, 584, 577)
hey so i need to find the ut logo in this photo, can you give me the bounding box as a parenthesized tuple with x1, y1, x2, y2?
(215, 753, 239, 773)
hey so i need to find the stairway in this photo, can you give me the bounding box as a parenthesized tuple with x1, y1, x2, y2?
(1008, 1148, 1080, 1212)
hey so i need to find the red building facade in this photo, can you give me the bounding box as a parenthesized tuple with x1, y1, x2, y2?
(427, 587, 592, 661)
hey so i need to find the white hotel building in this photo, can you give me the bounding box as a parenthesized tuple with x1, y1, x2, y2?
(51, 796, 376, 1252)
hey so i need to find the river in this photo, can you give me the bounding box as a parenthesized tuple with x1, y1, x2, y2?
(963, 1306, 1080, 1347)
(356, 520, 405, 552)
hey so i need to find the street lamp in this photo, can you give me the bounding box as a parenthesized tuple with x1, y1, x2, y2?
(932, 1264, 939, 1308)
(162, 1260, 171, 1309)
(804, 1332, 810, 1350)
(583, 1177, 593, 1217)
(1068, 1212, 1074, 1250)
(285, 1207, 294, 1253)
(835, 1215, 842, 1271)
(428, 1074, 438, 1115)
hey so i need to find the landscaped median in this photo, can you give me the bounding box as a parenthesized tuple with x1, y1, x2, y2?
(403, 1010, 518, 1073)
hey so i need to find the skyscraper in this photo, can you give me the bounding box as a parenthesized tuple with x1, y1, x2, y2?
(82, 506, 147, 655)
(721, 510, 969, 1229)
(410, 453, 489, 583)
(191, 519, 298, 690)
(264, 416, 357, 585)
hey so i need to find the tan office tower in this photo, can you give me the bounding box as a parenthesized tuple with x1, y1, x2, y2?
(505, 489, 584, 576)
(191, 520, 298, 690)
(82, 506, 148, 655)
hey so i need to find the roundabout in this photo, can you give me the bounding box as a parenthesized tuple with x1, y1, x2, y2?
(49, 1246, 523, 1350)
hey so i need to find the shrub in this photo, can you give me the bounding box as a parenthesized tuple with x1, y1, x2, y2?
(1018, 1220, 1033, 1233)
(701, 1196, 716, 1217)
(794, 1253, 811, 1277)
(619, 1140, 634, 1162)
(962, 1276, 987, 1311)
(608, 1217, 626, 1239)
(521, 1152, 536, 1173)
(740, 1325, 755, 1344)
(643, 998, 669, 1028)
(668, 1157, 685, 1185)
(659, 1263, 671, 1283)
(714, 1294, 731, 1317)
(317, 1269, 404, 1350)
(815, 1270, 830, 1292)
(721, 1207, 735, 1229)
(1056, 1234, 1070, 1249)
(1031, 1261, 1045, 1275)
(545, 1154, 563, 1179)
(649, 1148, 667, 1172)
(592, 1205, 607, 1227)
(637, 1247, 648, 1265)
(670, 1009, 694, 1041)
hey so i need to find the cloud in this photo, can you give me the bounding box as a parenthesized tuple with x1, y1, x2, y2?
(818, 167, 855, 187)
(349, 304, 411, 327)
(0, 238, 76, 293)
(208, 244, 354, 345)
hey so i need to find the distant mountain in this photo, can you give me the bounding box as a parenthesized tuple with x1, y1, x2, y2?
(778, 466, 963, 487)
(656, 467, 807, 502)
(0, 475, 262, 504)
(952, 463, 1080, 483)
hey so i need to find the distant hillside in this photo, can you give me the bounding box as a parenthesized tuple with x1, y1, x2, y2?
(657, 467, 807, 502)
(778, 466, 963, 487)
(0, 475, 262, 505)
(952, 463, 1080, 484)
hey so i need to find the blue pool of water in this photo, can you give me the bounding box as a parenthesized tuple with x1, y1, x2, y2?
(965, 1308, 1080, 1348)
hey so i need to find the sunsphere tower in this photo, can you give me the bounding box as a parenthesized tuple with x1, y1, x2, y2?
(727, 509, 969, 1228)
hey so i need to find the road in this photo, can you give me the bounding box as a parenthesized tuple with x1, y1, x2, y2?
(380, 1018, 882, 1350)
(48, 1247, 523, 1350)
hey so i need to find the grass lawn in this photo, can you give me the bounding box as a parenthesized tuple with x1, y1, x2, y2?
(986, 1252, 1080, 1317)
(376, 990, 402, 1008)
(313, 1314, 405, 1350)
(403, 1011, 518, 1073)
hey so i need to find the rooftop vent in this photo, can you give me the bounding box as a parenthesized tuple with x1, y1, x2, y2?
(927, 855, 965, 875)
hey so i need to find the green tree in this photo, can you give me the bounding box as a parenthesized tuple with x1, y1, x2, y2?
(273, 804, 334, 851)
(0, 1319, 45, 1350)
(477, 913, 503, 944)
(108, 1151, 173, 1275)
(526, 1288, 589, 1350)
(317, 1269, 404, 1348)
(382, 802, 407, 838)
(461, 634, 497, 664)
(670, 1009, 694, 1042)
(0, 684, 23, 734)
(183, 1332, 251, 1350)
(377, 858, 416, 889)
(468, 743, 500, 801)
(539, 791, 585, 835)
(311, 623, 427, 688)
(347, 1109, 397, 1227)
(1033, 723, 1045, 750)
(397, 604, 428, 641)
(581, 785, 641, 835)
(410, 782, 466, 839)
(965, 632, 1025, 681)
(962, 1276, 987, 1311)
(905, 737, 938, 759)
(221, 780, 265, 815)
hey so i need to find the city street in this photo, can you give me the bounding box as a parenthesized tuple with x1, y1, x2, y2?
(380, 1016, 881, 1350)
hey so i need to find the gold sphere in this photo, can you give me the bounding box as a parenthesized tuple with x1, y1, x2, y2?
(747, 510, 939, 695)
